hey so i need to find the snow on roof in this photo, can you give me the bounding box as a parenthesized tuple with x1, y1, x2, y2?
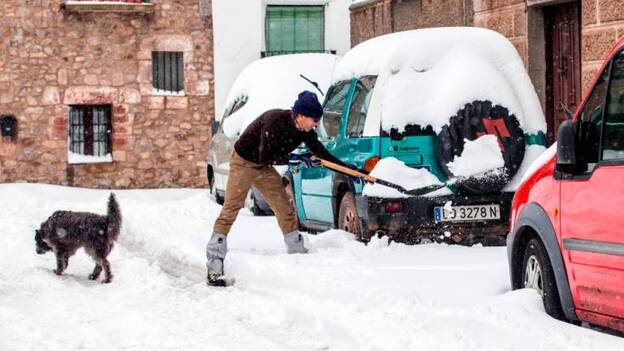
(222, 53, 339, 138)
(333, 27, 546, 134)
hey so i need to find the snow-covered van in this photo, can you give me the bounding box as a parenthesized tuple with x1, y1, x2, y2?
(286, 27, 548, 244)
(208, 53, 339, 214)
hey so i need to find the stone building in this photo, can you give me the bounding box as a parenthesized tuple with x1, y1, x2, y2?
(350, 0, 624, 143)
(0, 0, 214, 188)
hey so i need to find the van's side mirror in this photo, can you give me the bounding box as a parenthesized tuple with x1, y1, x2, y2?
(556, 120, 577, 173)
(211, 121, 220, 137)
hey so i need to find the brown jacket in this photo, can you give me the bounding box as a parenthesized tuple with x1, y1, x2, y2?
(234, 109, 347, 167)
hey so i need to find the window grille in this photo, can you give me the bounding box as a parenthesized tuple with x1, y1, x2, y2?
(152, 51, 184, 94)
(69, 105, 112, 157)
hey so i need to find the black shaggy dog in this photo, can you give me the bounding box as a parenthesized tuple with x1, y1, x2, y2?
(35, 193, 122, 283)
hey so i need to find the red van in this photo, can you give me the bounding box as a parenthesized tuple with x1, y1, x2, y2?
(507, 35, 624, 333)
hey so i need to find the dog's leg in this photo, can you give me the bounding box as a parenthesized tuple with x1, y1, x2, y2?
(89, 264, 103, 281)
(101, 258, 113, 284)
(54, 250, 66, 275)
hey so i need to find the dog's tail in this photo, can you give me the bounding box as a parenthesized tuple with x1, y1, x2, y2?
(107, 193, 122, 241)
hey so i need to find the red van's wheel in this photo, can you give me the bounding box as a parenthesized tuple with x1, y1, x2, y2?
(338, 191, 362, 239)
(522, 238, 565, 320)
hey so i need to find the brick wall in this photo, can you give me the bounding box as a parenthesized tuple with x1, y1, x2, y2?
(351, 0, 473, 46)
(0, 0, 215, 188)
(350, 0, 393, 46)
(393, 0, 473, 33)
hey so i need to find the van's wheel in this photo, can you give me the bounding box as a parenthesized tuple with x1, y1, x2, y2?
(209, 172, 224, 205)
(284, 176, 305, 231)
(522, 238, 565, 320)
(437, 100, 525, 193)
(338, 191, 362, 239)
(244, 190, 264, 216)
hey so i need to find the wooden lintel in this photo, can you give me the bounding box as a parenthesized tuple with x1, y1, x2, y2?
(62, 2, 154, 13)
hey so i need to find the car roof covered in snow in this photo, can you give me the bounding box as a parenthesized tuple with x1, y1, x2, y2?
(335, 27, 546, 134)
(222, 53, 339, 138)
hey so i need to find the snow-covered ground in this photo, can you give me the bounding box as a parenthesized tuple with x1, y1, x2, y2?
(0, 184, 622, 350)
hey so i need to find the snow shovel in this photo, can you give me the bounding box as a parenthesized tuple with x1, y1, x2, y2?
(317, 158, 446, 196)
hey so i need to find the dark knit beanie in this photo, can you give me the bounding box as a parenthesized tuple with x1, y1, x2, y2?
(292, 91, 323, 120)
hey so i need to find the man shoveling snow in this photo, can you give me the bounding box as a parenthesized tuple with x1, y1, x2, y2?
(206, 91, 358, 286)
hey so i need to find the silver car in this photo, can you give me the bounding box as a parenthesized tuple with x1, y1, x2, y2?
(208, 53, 339, 215)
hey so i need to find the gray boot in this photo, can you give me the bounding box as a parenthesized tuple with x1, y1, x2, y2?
(284, 230, 308, 254)
(206, 233, 227, 286)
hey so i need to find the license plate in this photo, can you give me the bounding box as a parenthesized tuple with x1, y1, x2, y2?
(434, 204, 500, 223)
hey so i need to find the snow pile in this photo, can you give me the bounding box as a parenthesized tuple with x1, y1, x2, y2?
(447, 135, 504, 177)
(0, 183, 622, 350)
(67, 151, 112, 164)
(362, 157, 442, 198)
(222, 53, 339, 138)
(333, 27, 546, 134)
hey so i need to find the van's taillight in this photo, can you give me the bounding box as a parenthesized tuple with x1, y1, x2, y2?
(364, 157, 380, 173)
(385, 201, 404, 213)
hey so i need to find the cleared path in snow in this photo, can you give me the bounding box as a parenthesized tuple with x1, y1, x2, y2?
(0, 184, 621, 350)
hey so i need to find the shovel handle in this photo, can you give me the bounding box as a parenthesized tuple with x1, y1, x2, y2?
(317, 158, 377, 183)
(317, 157, 442, 196)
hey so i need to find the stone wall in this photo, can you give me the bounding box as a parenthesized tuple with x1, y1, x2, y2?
(0, 0, 214, 188)
(581, 0, 624, 92)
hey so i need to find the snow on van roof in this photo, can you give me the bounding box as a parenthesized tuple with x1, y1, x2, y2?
(222, 53, 339, 138)
(334, 27, 546, 134)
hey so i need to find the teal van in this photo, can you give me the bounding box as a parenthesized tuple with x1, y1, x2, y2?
(285, 28, 548, 245)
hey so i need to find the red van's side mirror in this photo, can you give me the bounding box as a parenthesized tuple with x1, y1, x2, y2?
(556, 120, 577, 173)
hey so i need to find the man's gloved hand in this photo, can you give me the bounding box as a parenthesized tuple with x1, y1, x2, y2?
(347, 165, 368, 184)
(288, 152, 321, 168)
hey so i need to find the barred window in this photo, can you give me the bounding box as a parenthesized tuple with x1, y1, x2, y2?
(152, 51, 184, 95)
(68, 105, 112, 158)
